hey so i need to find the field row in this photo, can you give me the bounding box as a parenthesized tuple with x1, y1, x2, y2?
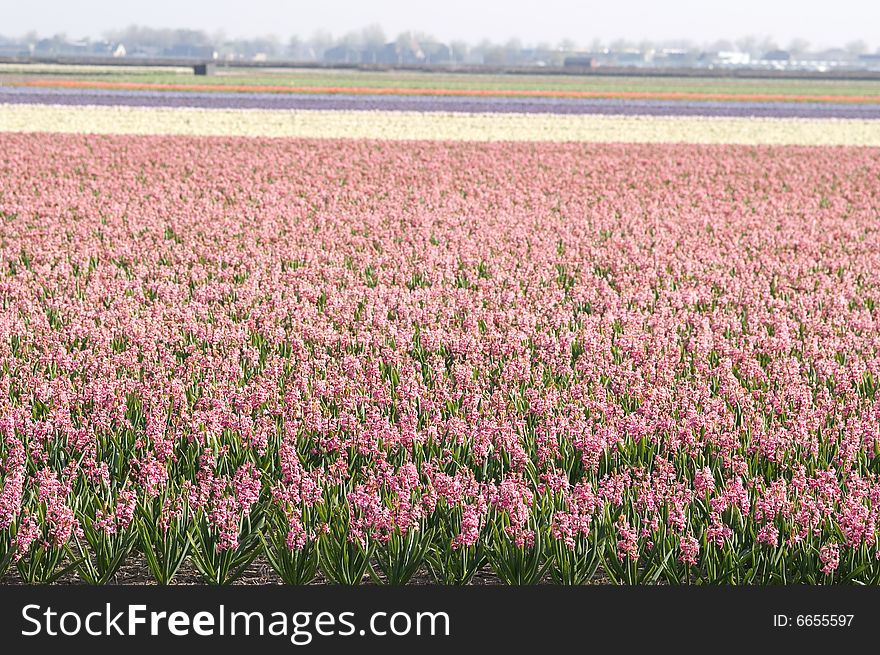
(2, 103, 880, 144)
(7, 71, 880, 99)
(4, 86, 880, 119)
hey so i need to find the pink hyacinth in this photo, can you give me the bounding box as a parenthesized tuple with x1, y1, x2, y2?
(820, 543, 841, 575)
(678, 533, 699, 566)
(0, 467, 25, 529)
(615, 516, 639, 562)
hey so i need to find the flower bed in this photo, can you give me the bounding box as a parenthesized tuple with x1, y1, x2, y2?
(1, 135, 879, 584)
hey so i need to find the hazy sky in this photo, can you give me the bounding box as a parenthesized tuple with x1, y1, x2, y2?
(5, 0, 880, 49)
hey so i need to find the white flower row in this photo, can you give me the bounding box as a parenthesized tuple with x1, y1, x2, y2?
(2, 103, 880, 145)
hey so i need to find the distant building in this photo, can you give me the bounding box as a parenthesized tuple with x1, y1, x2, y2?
(762, 49, 791, 61)
(859, 53, 880, 70)
(563, 55, 596, 68)
(360, 46, 383, 64)
(420, 42, 451, 64)
(193, 63, 216, 76)
(0, 36, 28, 56)
(653, 49, 699, 67)
(163, 44, 215, 59)
(324, 45, 361, 64)
(127, 45, 163, 58)
(699, 51, 751, 67)
(376, 41, 424, 65)
(33, 38, 56, 54)
(814, 48, 855, 63)
(88, 40, 121, 56)
(615, 50, 649, 66)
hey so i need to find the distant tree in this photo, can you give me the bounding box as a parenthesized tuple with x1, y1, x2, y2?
(361, 24, 386, 49)
(787, 38, 810, 56)
(449, 39, 469, 62)
(503, 38, 523, 63)
(412, 31, 435, 46)
(669, 38, 695, 51)
(708, 39, 734, 52)
(308, 30, 334, 60)
(101, 25, 213, 53)
(616, 38, 642, 51)
(845, 40, 868, 54)
(286, 35, 302, 59)
(735, 35, 758, 55)
(388, 32, 412, 63)
(261, 35, 282, 57)
(13, 22, 878, 67)
(756, 36, 779, 55)
(340, 30, 362, 49)
(172, 29, 210, 47)
(485, 47, 507, 65)
(395, 31, 411, 49)
(475, 38, 506, 65)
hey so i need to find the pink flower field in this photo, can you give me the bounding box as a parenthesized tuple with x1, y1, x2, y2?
(1, 133, 880, 584)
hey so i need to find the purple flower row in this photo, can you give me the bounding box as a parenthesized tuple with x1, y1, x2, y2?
(3, 85, 880, 119)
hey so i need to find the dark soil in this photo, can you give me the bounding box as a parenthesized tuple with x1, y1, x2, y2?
(0, 556, 612, 585)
